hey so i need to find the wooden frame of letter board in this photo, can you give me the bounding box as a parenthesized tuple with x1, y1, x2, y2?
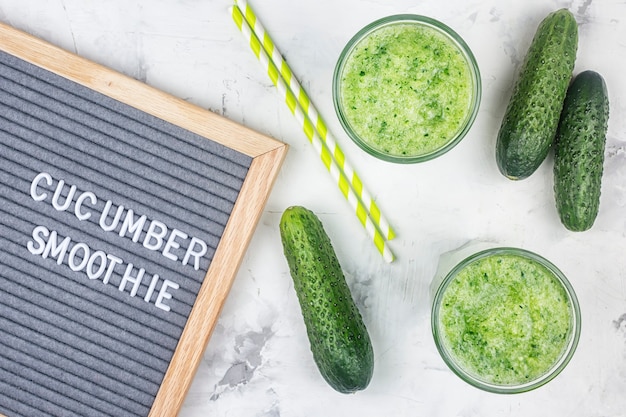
(0, 22, 288, 417)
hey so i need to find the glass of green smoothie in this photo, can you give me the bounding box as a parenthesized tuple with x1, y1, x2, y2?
(333, 15, 481, 163)
(431, 244, 581, 393)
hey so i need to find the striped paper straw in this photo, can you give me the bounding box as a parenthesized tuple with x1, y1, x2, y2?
(234, 0, 395, 242)
(231, 5, 395, 263)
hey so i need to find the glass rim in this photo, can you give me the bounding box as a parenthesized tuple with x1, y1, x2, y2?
(332, 14, 482, 164)
(431, 247, 581, 394)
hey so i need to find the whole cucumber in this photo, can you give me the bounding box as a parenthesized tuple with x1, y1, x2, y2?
(279, 206, 374, 393)
(496, 9, 578, 180)
(554, 70, 609, 231)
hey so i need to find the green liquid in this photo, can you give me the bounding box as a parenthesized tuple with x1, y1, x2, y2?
(340, 23, 473, 157)
(438, 253, 573, 386)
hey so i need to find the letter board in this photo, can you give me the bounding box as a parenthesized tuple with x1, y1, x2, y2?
(0, 22, 287, 417)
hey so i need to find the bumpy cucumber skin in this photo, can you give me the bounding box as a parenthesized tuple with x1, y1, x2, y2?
(279, 206, 374, 394)
(554, 70, 609, 231)
(496, 9, 578, 180)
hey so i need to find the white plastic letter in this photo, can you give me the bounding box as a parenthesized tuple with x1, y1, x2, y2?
(155, 279, 179, 312)
(118, 263, 145, 297)
(143, 220, 167, 251)
(75, 191, 97, 221)
(86, 251, 108, 280)
(99, 200, 124, 232)
(182, 237, 208, 271)
(119, 209, 147, 242)
(42, 231, 72, 265)
(103, 254, 123, 285)
(162, 229, 188, 262)
(52, 180, 77, 212)
(27, 226, 49, 255)
(68, 243, 90, 272)
(144, 274, 160, 303)
(30, 172, 52, 202)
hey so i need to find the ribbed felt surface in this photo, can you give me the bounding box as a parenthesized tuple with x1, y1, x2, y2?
(0, 50, 251, 417)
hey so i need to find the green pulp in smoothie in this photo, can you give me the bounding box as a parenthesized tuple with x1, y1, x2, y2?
(339, 23, 473, 157)
(437, 253, 573, 386)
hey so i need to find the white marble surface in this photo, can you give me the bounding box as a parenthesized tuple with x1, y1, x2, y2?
(1, 0, 626, 416)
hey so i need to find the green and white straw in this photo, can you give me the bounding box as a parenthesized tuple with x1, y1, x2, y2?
(234, 0, 395, 243)
(231, 4, 395, 262)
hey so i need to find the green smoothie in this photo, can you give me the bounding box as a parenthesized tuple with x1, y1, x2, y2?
(337, 21, 475, 159)
(436, 252, 575, 387)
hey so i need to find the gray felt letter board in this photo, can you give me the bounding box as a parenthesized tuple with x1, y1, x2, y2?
(0, 22, 287, 417)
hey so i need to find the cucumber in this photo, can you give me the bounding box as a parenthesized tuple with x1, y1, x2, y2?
(496, 9, 578, 180)
(554, 70, 609, 231)
(279, 206, 374, 393)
